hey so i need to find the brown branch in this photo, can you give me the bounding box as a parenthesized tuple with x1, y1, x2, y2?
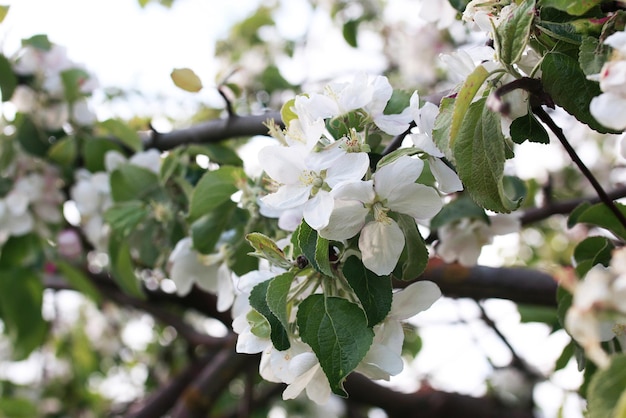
(533, 106, 626, 232)
(400, 262, 558, 307)
(169, 348, 259, 418)
(520, 185, 626, 225)
(126, 352, 216, 418)
(344, 373, 535, 418)
(143, 112, 282, 151)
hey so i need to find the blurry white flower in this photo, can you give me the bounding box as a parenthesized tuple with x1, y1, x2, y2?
(436, 214, 520, 266)
(167, 238, 235, 311)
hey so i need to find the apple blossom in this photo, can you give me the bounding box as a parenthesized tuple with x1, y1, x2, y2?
(321, 155, 442, 275)
(259, 143, 369, 230)
(167, 237, 235, 311)
(436, 214, 520, 266)
(357, 281, 441, 380)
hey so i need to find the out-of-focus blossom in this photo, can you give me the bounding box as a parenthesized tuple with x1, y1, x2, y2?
(436, 214, 520, 266)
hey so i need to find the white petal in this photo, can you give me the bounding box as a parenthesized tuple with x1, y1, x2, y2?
(258, 145, 307, 184)
(359, 220, 405, 276)
(385, 183, 443, 220)
(429, 158, 463, 193)
(262, 183, 311, 210)
(104, 150, 127, 172)
(325, 153, 369, 187)
(417, 102, 439, 136)
(590, 93, 626, 131)
(303, 191, 334, 230)
(374, 111, 413, 135)
(365, 75, 393, 116)
(283, 352, 319, 399)
(391, 281, 441, 320)
(374, 156, 424, 201)
(319, 199, 369, 240)
(332, 180, 376, 203)
(411, 132, 443, 157)
(361, 341, 403, 377)
(216, 263, 235, 312)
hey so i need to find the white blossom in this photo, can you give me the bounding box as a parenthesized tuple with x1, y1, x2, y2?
(321, 156, 442, 275)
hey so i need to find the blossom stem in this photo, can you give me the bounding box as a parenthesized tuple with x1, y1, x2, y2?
(533, 106, 626, 232)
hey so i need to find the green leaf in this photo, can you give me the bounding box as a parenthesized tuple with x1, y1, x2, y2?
(297, 295, 374, 397)
(432, 96, 456, 163)
(61, 68, 91, 102)
(453, 97, 524, 213)
(448, 0, 470, 12)
(342, 256, 392, 327)
(0, 6, 10, 24)
(266, 271, 295, 330)
(587, 354, 626, 418)
(54, 260, 102, 303)
(450, 65, 491, 150)
(245, 232, 293, 269)
(395, 213, 429, 280)
(0, 233, 44, 268)
(297, 221, 333, 277)
(495, 0, 535, 65)
(82, 137, 124, 172)
(202, 143, 243, 166)
(574, 202, 626, 241)
(342, 19, 359, 47)
(21, 34, 52, 51)
(0, 54, 17, 101)
(280, 98, 298, 128)
(104, 200, 149, 237)
(170, 67, 203, 92)
(579, 36, 611, 76)
(109, 237, 144, 299)
(16, 114, 49, 157)
(573, 236, 614, 276)
(0, 268, 48, 360)
(0, 397, 39, 418)
(517, 304, 560, 329)
(376, 147, 420, 169)
(48, 136, 78, 166)
(541, 0, 602, 16)
(383, 89, 412, 115)
(99, 119, 142, 152)
(191, 201, 236, 254)
(510, 112, 550, 144)
(430, 194, 489, 229)
(188, 166, 245, 222)
(109, 164, 160, 202)
(249, 279, 290, 351)
(541, 52, 620, 134)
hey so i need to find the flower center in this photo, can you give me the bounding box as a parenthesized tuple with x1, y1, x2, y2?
(372, 201, 391, 225)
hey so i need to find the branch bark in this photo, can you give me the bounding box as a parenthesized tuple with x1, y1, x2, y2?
(142, 112, 282, 151)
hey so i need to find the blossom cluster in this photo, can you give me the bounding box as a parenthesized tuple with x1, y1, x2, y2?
(10, 38, 98, 129)
(259, 73, 461, 275)
(589, 29, 626, 132)
(0, 154, 64, 245)
(564, 248, 626, 368)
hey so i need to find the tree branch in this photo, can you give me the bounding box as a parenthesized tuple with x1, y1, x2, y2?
(402, 262, 558, 307)
(143, 112, 282, 151)
(533, 106, 626, 232)
(344, 373, 535, 418)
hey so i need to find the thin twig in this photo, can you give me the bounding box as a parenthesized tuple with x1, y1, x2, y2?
(533, 106, 626, 232)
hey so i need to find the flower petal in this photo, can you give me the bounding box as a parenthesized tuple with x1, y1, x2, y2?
(374, 156, 424, 201)
(319, 199, 369, 240)
(590, 93, 626, 131)
(385, 183, 443, 220)
(325, 153, 369, 187)
(303, 191, 334, 230)
(429, 158, 463, 193)
(391, 280, 441, 320)
(359, 220, 405, 276)
(258, 145, 307, 184)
